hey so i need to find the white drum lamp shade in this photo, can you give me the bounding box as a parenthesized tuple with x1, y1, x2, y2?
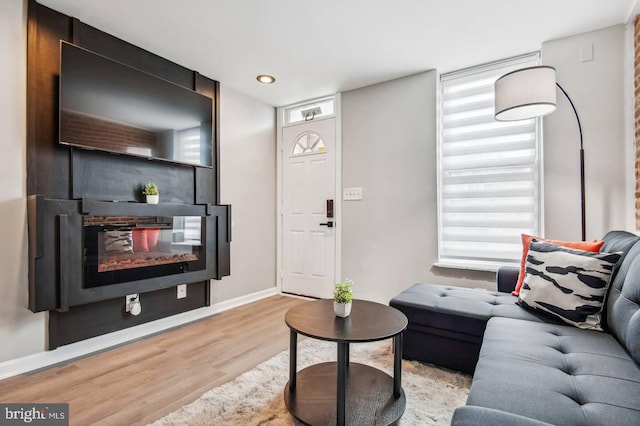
(494, 66, 557, 121)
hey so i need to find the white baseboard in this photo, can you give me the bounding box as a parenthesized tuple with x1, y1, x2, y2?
(0, 286, 279, 380)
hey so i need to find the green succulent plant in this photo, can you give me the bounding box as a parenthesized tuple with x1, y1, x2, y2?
(142, 181, 159, 196)
(333, 279, 353, 304)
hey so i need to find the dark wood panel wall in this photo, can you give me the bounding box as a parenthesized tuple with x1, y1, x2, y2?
(48, 281, 210, 349)
(26, 0, 229, 348)
(27, 2, 218, 204)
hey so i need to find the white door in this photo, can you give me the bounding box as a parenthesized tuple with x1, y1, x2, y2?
(282, 118, 336, 298)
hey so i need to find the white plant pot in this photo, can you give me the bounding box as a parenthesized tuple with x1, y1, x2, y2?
(334, 301, 352, 318)
(146, 194, 159, 204)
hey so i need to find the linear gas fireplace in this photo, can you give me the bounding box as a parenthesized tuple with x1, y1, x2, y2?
(28, 197, 230, 313)
(83, 215, 206, 288)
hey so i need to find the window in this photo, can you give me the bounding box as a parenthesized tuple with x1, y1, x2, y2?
(437, 53, 542, 271)
(291, 132, 326, 156)
(284, 97, 335, 126)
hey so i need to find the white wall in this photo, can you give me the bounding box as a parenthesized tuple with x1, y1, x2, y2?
(212, 85, 277, 302)
(340, 24, 632, 303)
(0, 0, 46, 363)
(341, 71, 495, 304)
(542, 25, 629, 240)
(0, 2, 277, 365)
(629, 0, 640, 22)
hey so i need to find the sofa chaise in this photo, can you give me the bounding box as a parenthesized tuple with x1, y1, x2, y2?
(389, 230, 640, 425)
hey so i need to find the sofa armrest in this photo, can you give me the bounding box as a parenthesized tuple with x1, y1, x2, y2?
(451, 406, 554, 426)
(496, 266, 519, 293)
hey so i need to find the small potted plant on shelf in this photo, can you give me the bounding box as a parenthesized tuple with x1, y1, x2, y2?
(333, 279, 353, 318)
(142, 181, 159, 204)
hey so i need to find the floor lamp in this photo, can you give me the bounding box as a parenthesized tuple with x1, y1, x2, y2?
(493, 65, 585, 241)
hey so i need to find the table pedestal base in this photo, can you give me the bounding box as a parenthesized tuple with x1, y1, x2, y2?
(284, 362, 405, 426)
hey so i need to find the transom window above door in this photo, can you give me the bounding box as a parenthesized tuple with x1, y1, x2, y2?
(284, 97, 335, 125)
(292, 132, 326, 156)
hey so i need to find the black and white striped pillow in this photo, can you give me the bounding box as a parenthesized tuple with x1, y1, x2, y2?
(104, 230, 133, 254)
(518, 240, 622, 330)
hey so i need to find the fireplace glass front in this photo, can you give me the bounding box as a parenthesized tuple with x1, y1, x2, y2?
(83, 215, 206, 288)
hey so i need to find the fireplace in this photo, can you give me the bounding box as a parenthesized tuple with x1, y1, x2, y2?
(28, 197, 230, 314)
(83, 215, 206, 288)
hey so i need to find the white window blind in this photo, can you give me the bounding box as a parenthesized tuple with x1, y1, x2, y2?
(437, 53, 542, 271)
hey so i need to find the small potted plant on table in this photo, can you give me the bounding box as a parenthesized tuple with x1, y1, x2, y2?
(142, 181, 159, 204)
(333, 279, 353, 318)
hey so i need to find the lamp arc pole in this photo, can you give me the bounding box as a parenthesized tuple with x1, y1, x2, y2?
(494, 65, 586, 241)
(555, 83, 585, 241)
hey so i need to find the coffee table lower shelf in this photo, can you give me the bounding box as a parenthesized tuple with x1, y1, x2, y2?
(284, 361, 406, 426)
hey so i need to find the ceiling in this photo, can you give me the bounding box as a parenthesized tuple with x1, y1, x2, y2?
(39, 0, 637, 107)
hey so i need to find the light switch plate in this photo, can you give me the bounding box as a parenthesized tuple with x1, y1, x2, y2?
(343, 187, 363, 201)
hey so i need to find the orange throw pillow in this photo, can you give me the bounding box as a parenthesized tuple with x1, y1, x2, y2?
(512, 234, 604, 296)
(132, 228, 149, 252)
(146, 228, 161, 251)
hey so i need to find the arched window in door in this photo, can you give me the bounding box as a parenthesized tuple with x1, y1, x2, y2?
(291, 131, 326, 156)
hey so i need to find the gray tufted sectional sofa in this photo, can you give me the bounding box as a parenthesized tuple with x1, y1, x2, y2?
(389, 230, 640, 425)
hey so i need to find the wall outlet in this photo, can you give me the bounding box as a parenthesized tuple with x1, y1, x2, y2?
(343, 187, 363, 201)
(177, 284, 187, 299)
(125, 293, 141, 315)
(125, 294, 138, 312)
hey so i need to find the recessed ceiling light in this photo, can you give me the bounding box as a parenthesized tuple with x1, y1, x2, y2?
(256, 74, 276, 84)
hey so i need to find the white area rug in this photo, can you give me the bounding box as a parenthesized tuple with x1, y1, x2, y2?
(150, 339, 471, 425)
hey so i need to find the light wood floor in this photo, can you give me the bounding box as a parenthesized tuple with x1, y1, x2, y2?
(0, 295, 308, 425)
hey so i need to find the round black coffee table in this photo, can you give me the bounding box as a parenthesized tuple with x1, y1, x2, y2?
(284, 299, 408, 426)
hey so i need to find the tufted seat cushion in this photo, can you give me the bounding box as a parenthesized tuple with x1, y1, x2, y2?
(390, 284, 556, 372)
(605, 239, 640, 364)
(466, 317, 640, 425)
(390, 284, 549, 333)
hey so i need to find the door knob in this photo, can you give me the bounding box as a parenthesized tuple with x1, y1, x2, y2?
(319, 221, 334, 228)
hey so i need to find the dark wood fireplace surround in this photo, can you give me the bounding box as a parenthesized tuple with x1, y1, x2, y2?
(26, 0, 231, 349)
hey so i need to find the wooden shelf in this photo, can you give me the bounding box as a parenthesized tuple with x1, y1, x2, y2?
(81, 198, 208, 217)
(284, 362, 405, 426)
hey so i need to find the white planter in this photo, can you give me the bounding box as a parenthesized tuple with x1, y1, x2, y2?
(146, 194, 159, 204)
(334, 301, 352, 318)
